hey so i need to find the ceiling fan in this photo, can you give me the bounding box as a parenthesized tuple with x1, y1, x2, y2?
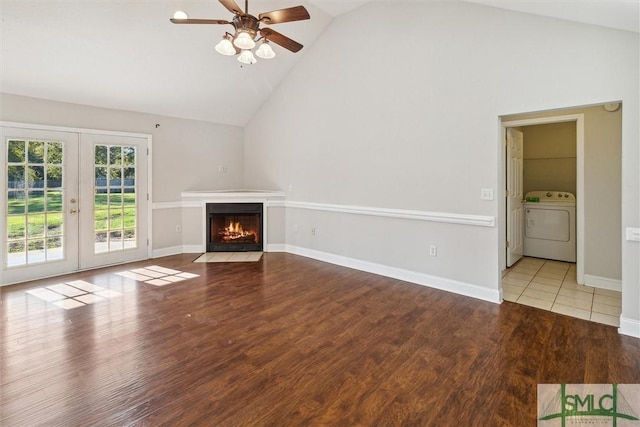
(170, 0, 311, 64)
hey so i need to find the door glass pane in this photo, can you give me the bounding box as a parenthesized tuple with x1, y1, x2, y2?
(28, 239, 45, 263)
(28, 141, 44, 163)
(47, 142, 63, 164)
(109, 146, 122, 166)
(47, 212, 63, 236)
(8, 140, 25, 163)
(7, 241, 25, 267)
(8, 191, 25, 214)
(28, 190, 45, 213)
(5, 139, 66, 267)
(8, 216, 25, 240)
(7, 166, 25, 189)
(27, 214, 45, 238)
(27, 166, 44, 188)
(47, 237, 64, 261)
(46, 190, 63, 212)
(46, 165, 62, 188)
(95, 145, 107, 165)
(93, 144, 137, 254)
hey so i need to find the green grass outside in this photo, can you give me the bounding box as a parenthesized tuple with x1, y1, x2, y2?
(6, 193, 137, 241)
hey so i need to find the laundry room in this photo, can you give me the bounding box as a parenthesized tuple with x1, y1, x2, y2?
(521, 122, 577, 264)
(503, 103, 623, 291)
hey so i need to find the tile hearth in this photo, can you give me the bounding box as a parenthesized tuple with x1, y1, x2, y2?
(194, 252, 263, 263)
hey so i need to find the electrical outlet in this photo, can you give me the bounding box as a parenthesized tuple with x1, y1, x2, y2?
(311, 227, 316, 236)
(288, 184, 293, 192)
(176, 225, 182, 233)
(218, 165, 228, 173)
(429, 245, 437, 256)
(293, 224, 298, 233)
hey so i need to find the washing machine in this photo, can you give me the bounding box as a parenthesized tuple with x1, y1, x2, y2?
(523, 190, 576, 262)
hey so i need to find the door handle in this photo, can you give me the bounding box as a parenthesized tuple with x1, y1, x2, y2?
(70, 209, 78, 215)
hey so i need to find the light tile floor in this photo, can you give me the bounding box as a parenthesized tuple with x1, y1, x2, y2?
(194, 252, 263, 263)
(502, 257, 622, 327)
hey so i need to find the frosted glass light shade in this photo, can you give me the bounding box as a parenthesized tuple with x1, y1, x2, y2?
(215, 38, 236, 56)
(255, 42, 275, 59)
(172, 10, 188, 20)
(233, 31, 256, 49)
(238, 50, 257, 64)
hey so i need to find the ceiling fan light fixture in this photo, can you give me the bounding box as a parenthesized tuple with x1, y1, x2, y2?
(215, 36, 236, 56)
(234, 31, 256, 50)
(172, 10, 189, 20)
(169, 1, 311, 64)
(255, 41, 275, 59)
(238, 49, 257, 65)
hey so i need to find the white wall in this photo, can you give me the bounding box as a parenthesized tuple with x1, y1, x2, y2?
(244, 2, 639, 333)
(522, 122, 577, 196)
(0, 93, 244, 252)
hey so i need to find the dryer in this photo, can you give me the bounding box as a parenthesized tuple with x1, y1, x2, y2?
(523, 191, 576, 262)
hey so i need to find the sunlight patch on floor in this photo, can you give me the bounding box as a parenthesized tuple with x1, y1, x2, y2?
(26, 280, 121, 310)
(115, 265, 199, 286)
(24, 265, 199, 309)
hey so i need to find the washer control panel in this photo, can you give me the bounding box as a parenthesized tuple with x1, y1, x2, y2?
(525, 191, 576, 203)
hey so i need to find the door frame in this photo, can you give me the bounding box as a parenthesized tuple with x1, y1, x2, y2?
(1, 121, 153, 284)
(499, 114, 584, 284)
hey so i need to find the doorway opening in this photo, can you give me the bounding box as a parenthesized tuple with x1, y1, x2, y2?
(502, 113, 585, 282)
(498, 103, 624, 324)
(1, 123, 152, 286)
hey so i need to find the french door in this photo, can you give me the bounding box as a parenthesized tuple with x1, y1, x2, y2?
(78, 133, 148, 269)
(1, 126, 149, 285)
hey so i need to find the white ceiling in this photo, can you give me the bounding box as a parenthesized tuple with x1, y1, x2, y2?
(1, 0, 638, 127)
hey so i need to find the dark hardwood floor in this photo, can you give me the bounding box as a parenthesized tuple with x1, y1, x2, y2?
(1, 253, 639, 426)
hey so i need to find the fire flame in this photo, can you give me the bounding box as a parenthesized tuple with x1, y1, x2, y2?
(221, 221, 255, 242)
(215, 219, 257, 243)
(226, 221, 243, 234)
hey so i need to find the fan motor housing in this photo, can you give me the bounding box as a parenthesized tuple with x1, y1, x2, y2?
(233, 15, 260, 38)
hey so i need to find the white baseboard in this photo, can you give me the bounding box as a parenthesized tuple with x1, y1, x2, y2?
(284, 244, 501, 304)
(183, 244, 204, 253)
(584, 274, 622, 291)
(152, 245, 203, 258)
(619, 317, 640, 338)
(152, 246, 183, 258)
(266, 243, 287, 252)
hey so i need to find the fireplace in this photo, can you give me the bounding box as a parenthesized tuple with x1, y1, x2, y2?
(206, 203, 263, 252)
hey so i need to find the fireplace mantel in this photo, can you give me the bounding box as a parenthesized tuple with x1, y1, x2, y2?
(181, 189, 285, 203)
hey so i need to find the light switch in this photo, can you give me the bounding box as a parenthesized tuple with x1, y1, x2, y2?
(480, 188, 494, 200)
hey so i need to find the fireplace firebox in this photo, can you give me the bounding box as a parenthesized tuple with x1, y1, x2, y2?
(206, 203, 263, 252)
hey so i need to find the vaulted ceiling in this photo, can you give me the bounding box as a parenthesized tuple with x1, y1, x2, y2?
(1, 1, 637, 127)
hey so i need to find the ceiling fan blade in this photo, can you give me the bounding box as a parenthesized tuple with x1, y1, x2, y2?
(170, 18, 231, 24)
(260, 28, 303, 53)
(259, 6, 310, 24)
(219, 0, 244, 15)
